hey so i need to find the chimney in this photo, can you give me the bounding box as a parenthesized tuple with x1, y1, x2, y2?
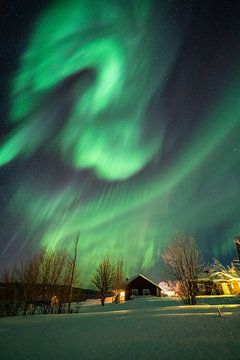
(234, 236, 240, 261)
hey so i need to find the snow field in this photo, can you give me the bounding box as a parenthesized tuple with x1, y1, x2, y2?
(0, 297, 239, 360)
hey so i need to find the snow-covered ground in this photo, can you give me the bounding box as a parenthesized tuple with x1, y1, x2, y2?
(0, 296, 239, 360)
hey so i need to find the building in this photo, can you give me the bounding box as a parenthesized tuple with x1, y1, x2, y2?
(125, 274, 161, 300)
(196, 238, 240, 296)
(0, 282, 97, 304)
(196, 271, 240, 296)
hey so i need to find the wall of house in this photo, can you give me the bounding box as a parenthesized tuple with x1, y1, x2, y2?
(229, 280, 240, 294)
(196, 279, 240, 296)
(125, 276, 161, 300)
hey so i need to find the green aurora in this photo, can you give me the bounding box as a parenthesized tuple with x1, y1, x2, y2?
(0, 0, 240, 284)
(1, 0, 177, 179)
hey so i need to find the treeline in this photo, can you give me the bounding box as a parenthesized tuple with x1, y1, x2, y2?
(0, 235, 127, 316)
(0, 239, 80, 316)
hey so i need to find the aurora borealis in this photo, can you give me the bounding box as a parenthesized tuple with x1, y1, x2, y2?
(0, 0, 240, 285)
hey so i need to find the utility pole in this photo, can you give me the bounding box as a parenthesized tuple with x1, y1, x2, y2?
(68, 233, 79, 313)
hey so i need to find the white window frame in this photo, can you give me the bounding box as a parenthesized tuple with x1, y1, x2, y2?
(132, 289, 138, 296)
(143, 288, 150, 295)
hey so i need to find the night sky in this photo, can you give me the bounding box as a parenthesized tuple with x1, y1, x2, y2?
(0, 0, 240, 285)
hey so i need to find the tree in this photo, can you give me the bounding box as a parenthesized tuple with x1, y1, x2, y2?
(208, 258, 226, 274)
(160, 234, 202, 305)
(112, 259, 126, 303)
(91, 257, 115, 306)
(17, 247, 73, 314)
(0, 244, 82, 316)
(0, 265, 21, 316)
(234, 236, 240, 261)
(68, 233, 79, 313)
(209, 257, 239, 277)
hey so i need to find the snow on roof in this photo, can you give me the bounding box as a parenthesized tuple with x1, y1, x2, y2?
(212, 271, 240, 280)
(198, 271, 240, 282)
(127, 274, 162, 289)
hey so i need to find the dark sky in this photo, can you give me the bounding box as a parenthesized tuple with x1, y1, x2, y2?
(0, 0, 240, 285)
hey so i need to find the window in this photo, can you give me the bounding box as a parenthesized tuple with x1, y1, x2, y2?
(143, 289, 150, 295)
(132, 289, 138, 296)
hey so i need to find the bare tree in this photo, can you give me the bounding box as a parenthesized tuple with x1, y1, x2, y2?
(68, 233, 79, 313)
(0, 266, 21, 316)
(161, 234, 202, 305)
(208, 258, 226, 273)
(112, 259, 126, 303)
(17, 250, 44, 313)
(234, 236, 240, 261)
(91, 257, 115, 306)
(0, 244, 82, 316)
(113, 259, 125, 289)
(16, 247, 73, 313)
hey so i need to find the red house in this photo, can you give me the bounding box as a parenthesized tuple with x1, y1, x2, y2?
(125, 274, 161, 300)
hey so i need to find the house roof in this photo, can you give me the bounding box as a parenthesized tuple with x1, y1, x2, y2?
(211, 271, 240, 280)
(126, 274, 162, 289)
(198, 271, 240, 282)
